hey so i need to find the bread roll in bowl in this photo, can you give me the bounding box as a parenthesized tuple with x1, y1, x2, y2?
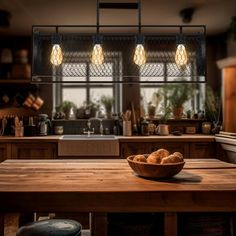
(160, 153, 183, 164)
(147, 149, 169, 164)
(173, 152, 184, 161)
(160, 156, 173, 164)
(133, 154, 147, 163)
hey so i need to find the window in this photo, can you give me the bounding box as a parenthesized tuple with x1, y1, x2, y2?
(140, 52, 205, 117)
(54, 52, 122, 114)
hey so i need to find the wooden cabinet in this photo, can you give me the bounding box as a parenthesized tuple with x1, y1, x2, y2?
(149, 142, 189, 157)
(0, 137, 216, 160)
(189, 142, 215, 158)
(120, 142, 189, 158)
(0, 143, 11, 162)
(120, 141, 215, 159)
(120, 142, 152, 158)
(11, 143, 57, 159)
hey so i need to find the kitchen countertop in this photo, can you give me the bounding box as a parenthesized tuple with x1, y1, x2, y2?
(0, 158, 235, 236)
(0, 135, 61, 142)
(0, 134, 216, 142)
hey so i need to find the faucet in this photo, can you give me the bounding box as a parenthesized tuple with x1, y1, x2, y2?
(83, 118, 103, 136)
(83, 119, 95, 137)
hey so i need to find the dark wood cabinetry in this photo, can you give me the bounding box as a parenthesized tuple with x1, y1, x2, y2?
(11, 142, 57, 159)
(120, 143, 152, 158)
(0, 143, 11, 162)
(120, 141, 214, 159)
(189, 142, 215, 158)
(0, 136, 216, 160)
(149, 142, 189, 156)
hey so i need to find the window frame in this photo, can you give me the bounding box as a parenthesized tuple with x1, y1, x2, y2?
(53, 52, 122, 113)
(140, 51, 205, 116)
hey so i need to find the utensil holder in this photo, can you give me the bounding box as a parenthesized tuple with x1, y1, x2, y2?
(123, 121, 132, 136)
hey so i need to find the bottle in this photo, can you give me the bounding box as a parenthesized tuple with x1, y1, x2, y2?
(100, 121, 104, 135)
(148, 120, 156, 135)
(141, 118, 149, 136)
(114, 113, 122, 135)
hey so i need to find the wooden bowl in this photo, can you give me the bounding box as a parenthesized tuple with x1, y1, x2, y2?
(127, 155, 185, 179)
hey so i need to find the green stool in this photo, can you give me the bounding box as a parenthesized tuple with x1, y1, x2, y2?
(16, 219, 82, 236)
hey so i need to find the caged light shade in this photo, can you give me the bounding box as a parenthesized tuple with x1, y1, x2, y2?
(91, 43, 104, 65)
(50, 44, 63, 66)
(175, 44, 188, 67)
(133, 44, 146, 66)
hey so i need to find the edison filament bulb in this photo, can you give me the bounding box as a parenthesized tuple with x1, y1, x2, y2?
(91, 44, 104, 65)
(175, 44, 188, 67)
(50, 44, 63, 66)
(133, 44, 146, 66)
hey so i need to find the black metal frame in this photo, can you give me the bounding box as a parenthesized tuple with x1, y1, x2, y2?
(32, 22, 206, 84)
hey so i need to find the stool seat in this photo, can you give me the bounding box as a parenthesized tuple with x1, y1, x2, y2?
(17, 219, 82, 236)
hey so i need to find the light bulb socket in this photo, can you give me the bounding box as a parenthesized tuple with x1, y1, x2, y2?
(176, 33, 186, 45)
(51, 33, 62, 45)
(93, 34, 103, 45)
(135, 34, 145, 45)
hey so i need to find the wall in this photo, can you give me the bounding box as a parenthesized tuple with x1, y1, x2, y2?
(206, 33, 227, 92)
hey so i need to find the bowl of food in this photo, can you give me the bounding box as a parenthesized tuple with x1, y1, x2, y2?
(127, 149, 185, 178)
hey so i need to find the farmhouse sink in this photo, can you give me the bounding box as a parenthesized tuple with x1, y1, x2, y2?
(60, 135, 116, 140)
(58, 135, 119, 157)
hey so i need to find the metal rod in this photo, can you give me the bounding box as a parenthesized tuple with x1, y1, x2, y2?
(180, 26, 182, 34)
(99, 3, 138, 9)
(97, 0, 99, 34)
(33, 24, 206, 29)
(31, 80, 207, 84)
(138, 0, 141, 34)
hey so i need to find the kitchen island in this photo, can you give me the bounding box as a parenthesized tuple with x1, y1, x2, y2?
(0, 158, 235, 236)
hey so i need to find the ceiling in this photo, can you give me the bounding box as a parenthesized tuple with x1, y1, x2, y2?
(0, 0, 235, 36)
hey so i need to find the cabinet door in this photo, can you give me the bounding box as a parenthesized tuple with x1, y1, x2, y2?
(149, 143, 189, 157)
(11, 143, 57, 159)
(189, 142, 215, 158)
(120, 143, 152, 158)
(0, 143, 11, 162)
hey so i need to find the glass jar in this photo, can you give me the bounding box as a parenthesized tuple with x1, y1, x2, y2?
(141, 119, 149, 136)
(202, 122, 211, 134)
(148, 120, 156, 135)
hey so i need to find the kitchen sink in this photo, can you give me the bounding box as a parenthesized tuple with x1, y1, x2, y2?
(58, 134, 119, 156)
(60, 134, 116, 140)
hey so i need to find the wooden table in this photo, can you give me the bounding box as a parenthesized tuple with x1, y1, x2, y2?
(0, 159, 236, 236)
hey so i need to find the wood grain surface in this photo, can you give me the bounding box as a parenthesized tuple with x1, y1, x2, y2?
(0, 159, 235, 213)
(0, 134, 215, 143)
(223, 67, 236, 133)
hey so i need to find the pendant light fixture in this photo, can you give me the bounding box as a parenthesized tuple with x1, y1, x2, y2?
(91, 0, 104, 65)
(32, 3, 206, 83)
(175, 26, 188, 67)
(50, 26, 63, 66)
(133, 0, 146, 66)
(91, 35, 104, 65)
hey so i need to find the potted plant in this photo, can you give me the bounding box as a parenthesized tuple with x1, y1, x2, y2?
(156, 104, 171, 135)
(147, 92, 162, 119)
(163, 82, 195, 119)
(100, 95, 114, 119)
(60, 100, 76, 120)
(205, 85, 221, 133)
(159, 105, 172, 124)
